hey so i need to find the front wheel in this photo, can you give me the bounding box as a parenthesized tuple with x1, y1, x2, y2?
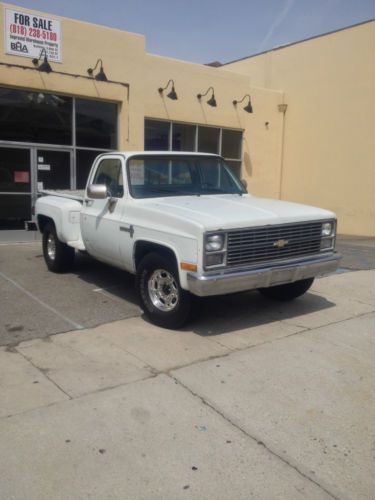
(136, 252, 192, 329)
(258, 278, 314, 301)
(42, 223, 75, 273)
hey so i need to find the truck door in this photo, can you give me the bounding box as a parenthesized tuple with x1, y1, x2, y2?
(80, 155, 125, 265)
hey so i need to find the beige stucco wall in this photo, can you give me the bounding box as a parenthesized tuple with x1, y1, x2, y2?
(225, 21, 375, 236)
(0, 2, 285, 201)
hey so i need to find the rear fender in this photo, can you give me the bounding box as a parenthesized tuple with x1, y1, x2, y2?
(36, 196, 82, 243)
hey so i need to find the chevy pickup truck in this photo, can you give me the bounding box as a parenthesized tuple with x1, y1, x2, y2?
(35, 151, 341, 328)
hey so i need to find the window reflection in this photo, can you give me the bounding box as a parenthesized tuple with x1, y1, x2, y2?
(198, 126, 220, 154)
(76, 99, 117, 149)
(145, 120, 170, 150)
(0, 87, 72, 145)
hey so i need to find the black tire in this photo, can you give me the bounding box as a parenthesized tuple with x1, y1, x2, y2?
(136, 252, 192, 329)
(258, 278, 314, 301)
(42, 222, 75, 273)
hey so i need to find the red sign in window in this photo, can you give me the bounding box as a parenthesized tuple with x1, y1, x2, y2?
(14, 171, 30, 183)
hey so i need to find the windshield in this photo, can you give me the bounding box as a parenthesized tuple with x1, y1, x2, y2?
(127, 155, 245, 198)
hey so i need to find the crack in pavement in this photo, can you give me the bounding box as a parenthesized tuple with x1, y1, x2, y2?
(170, 374, 341, 500)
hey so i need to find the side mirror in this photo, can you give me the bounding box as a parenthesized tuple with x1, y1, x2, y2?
(241, 178, 248, 191)
(87, 184, 108, 199)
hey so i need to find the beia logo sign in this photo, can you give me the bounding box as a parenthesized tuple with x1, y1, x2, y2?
(11, 41, 28, 53)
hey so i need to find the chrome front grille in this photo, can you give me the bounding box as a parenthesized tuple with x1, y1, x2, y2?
(226, 221, 322, 268)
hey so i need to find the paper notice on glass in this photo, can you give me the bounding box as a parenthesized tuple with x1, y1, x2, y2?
(129, 160, 145, 185)
(38, 157, 44, 163)
(37, 182, 44, 191)
(38, 164, 51, 171)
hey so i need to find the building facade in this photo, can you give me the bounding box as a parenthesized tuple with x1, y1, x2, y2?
(0, 3, 374, 235)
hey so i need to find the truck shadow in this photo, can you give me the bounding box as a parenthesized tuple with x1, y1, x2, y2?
(74, 253, 336, 336)
(74, 252, 139, 305)
(187, 291, 336, 336)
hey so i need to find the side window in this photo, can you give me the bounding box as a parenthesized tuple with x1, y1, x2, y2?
(92, 158, 124, 198)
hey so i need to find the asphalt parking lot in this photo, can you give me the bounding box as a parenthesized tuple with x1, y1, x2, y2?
(1, 232, 375, 499)
(0, 232, 374, 346)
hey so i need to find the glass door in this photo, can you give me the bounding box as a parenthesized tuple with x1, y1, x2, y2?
(36, 149, 72, 192)
(0, 147, 32, 225)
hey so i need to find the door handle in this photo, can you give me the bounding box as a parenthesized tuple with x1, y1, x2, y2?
(120, 225, 134, 238)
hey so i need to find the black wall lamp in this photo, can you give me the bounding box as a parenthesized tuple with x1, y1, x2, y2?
(87, 58, 108, 81)
(197, 86, 217, 107)
(158, 79, 178, 100)
(233, 94, 253, 113)
(32, 48, 52, 73)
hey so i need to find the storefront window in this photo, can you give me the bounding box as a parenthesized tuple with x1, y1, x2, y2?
(0, 87, 72, 145)
(145, 120, 170, 150)
(225, 160, 242, 179)
(76, 98, 117, 149)
(172, 123, 196, 151)
(76, 149, 106, 189)
(0, 88, 118, 223)
(198, 126, 220, 154)
(222, 129, 242, 159)
(145, 119, 243, 178)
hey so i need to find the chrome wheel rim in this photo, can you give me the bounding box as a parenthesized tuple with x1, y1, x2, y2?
(47, 234, 56, 260)
(148, 269, 179, 312)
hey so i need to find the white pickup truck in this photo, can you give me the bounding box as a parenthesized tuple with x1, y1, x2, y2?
(35, 151, 341, 328)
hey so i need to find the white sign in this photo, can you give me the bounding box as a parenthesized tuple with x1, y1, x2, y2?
(5, 8, 62, 62)
(129, 160, 145, 185)
(38, 164, 51, 171)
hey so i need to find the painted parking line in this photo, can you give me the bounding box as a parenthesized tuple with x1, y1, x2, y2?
(92, 284, 131, 304)
(92, 285, 122, 293)
(0, 271, 84, 330)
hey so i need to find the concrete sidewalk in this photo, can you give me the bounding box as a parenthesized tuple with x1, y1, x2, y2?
(1, 269, 375, 499)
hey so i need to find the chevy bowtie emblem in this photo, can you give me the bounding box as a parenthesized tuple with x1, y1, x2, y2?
(273, 239, 289, 248)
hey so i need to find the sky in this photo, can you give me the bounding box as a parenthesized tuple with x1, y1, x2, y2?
(8, 0, 375, 64)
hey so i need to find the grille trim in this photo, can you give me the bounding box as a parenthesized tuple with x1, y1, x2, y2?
(225, 221, 323, 269)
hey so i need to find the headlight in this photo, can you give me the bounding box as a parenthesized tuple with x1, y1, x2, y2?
(205, 234, 225, 252)
(321, 221, 334, 237)
(320, 220, 336, 251)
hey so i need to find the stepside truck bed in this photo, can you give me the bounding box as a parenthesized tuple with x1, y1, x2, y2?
(39, 190, 85, 202)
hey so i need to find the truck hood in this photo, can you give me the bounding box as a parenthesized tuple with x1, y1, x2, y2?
(141, 194, 335, 231)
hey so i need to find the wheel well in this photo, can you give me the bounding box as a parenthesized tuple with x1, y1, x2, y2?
(134, 241, 178, 271)
(37, 215, 54, 234)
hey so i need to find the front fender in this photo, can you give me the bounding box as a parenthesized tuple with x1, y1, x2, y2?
(132, 234, 198, 290)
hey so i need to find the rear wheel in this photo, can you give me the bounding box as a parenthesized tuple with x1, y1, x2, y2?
(258, 278, 314, 301)
(136, 252, 192, 329)
(42, 223, 74, 273)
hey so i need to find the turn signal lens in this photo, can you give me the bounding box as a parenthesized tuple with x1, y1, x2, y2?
(180, 262, 198, 272)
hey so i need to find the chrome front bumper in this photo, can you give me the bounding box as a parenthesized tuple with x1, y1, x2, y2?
(187, 253, 341, 297)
